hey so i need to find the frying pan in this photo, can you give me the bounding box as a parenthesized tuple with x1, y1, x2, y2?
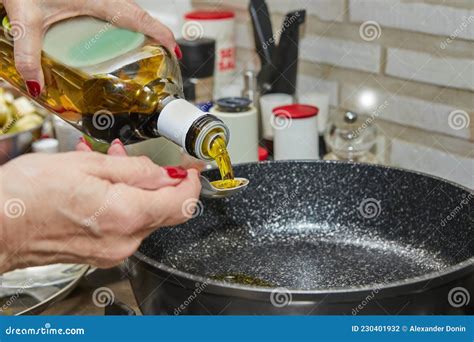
(129, 161, 473, 315)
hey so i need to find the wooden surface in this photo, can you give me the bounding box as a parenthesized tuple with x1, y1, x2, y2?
(42, 268, 140, 315)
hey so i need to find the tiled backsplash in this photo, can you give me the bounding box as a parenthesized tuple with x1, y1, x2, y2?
(192, 0, 473, 188)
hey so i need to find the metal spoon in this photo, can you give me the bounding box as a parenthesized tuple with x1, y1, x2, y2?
(200, 176, 249, 199)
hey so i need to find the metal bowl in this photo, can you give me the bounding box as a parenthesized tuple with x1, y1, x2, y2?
(0, 123, 43, 165)
(0, 85, 45, 165)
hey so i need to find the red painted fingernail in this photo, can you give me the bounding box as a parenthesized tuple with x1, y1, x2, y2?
(26, 80, 41, 98)
(111, 138, 124, 147)
(79, 136, 92, 149)
(174, 45, 183, 60)
(164, 166, 187, 179)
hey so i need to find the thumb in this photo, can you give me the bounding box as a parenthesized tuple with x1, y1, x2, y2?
(6, 5, 45, 96)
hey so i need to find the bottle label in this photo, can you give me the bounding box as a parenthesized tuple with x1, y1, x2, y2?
(157, 99, 207, 149)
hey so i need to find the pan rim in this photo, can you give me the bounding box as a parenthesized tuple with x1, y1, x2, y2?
(133, 160, 474, 299)
(206, 159, 473, 192)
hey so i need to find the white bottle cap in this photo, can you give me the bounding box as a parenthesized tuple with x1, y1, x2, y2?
(157, 98, 229, 160)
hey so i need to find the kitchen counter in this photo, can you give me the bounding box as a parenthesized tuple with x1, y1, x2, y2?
(42, 267, 140, 315)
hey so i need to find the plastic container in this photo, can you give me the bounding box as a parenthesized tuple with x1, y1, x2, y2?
(210, 97, 258, 163)
(272, 104, 319, 160)
(259, 93, 293, 141)
(32, 138, 59, 154)
(52, 116, 82, 152)
(299, 91, 330, 157)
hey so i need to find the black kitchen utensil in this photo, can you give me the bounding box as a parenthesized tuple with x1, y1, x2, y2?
(249, 0, 306, 95)
(129, 161, 474, 315)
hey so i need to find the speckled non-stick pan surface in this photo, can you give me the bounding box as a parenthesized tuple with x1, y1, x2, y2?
(139, 161, 473, 290)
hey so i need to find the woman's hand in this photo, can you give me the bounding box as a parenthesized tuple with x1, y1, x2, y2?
(0, 151, 200, 274)
(2, 0, 180, 97)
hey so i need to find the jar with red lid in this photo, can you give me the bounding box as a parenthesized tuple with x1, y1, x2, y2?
(272, 104, 319, 160)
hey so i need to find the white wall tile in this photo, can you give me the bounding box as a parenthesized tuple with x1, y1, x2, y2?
(236, 49, 260, 72)
(297, 75, 339, 106)
(208, 0, 346, 22)
(341, 83, 472, 139)
(390, 139, 474, 189)
(350, 0, 474, 40)
(268, 0, 346, 22)
(235, 22, 254, 49)
(301, 35, 382, 73)
(381, 94, 471, 140)
(386, 48, 474, 91)
(236, 24, 381, 76)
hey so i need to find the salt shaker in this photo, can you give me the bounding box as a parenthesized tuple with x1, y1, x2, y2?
(324, 111, 378, 163)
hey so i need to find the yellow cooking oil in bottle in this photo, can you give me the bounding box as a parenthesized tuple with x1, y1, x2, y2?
(0, 9, 244, 188)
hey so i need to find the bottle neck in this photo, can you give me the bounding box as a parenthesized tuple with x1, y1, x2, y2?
(157, 98, 229, 160)
(185, 114, 229, 160)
